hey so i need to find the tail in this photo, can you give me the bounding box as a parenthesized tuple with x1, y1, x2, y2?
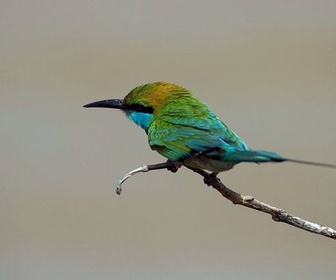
(223, 150, 336, 169)
(284, 158, 336, 169)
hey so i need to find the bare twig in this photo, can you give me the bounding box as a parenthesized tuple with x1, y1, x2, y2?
(117, 162, 336, 240)
(116, 161, 180, 194)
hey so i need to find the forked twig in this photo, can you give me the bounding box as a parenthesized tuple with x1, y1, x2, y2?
(116, 161, 336, 240)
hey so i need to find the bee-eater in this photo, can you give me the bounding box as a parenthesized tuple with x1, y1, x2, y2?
(84, 81, 336, 173)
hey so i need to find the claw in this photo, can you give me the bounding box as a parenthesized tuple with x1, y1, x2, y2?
(203, 172, 219, 186)
(167, 160, 181, 173)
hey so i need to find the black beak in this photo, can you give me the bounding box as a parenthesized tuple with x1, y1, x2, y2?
(83, 99, 125, 110)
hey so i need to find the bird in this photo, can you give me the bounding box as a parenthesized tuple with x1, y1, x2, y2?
(84, 81, 336, 174)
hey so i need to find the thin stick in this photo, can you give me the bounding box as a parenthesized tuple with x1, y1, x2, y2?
(116, 163, 336, 239)
(116, 161, 179, 194)
(187, 167, 336, 239)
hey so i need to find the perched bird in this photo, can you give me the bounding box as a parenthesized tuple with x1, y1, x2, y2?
(84, 82, 336, 174)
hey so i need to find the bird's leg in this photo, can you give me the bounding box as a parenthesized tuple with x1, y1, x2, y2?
(165, 160, 182, 173)
(185, 167, 219, 186)
(203, 172, 219, 186)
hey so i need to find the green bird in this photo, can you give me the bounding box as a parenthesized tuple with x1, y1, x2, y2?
(84, 81, 336, 174)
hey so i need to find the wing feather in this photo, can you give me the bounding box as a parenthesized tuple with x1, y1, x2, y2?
(148, 110, 249, 161)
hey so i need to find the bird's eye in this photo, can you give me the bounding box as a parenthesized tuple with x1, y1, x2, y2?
(129, 103, 153, 113)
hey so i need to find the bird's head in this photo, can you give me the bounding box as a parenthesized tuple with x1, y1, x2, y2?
(84, 81, 192, 131)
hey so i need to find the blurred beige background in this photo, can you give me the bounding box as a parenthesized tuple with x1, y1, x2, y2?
(1, 1, 336, 279)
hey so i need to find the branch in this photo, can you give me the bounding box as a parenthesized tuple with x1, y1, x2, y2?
(115, 161, 180, 194)
(116, 161, 336, 240)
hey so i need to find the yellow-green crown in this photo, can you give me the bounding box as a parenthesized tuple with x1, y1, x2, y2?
(123, 82, 192, 110)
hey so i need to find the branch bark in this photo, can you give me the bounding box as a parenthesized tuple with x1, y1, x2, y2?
(188, 167, 336, 239)
(117, 161, 336, 240)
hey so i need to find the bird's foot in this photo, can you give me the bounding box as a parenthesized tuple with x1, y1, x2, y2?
(203, 172, 219, 186)
(166, 160, 182, 173)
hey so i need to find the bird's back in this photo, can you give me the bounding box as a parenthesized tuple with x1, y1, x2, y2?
(148, 91, 250, 165)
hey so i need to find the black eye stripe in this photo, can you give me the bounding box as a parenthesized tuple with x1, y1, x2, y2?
(127, 103, 154, 113)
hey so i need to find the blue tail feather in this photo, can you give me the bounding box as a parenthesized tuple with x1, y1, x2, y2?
(223, 150, 285, 163)
(223, 150, 336, 169)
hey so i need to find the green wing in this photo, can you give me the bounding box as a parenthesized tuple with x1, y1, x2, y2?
(148, 110, 249, 161)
